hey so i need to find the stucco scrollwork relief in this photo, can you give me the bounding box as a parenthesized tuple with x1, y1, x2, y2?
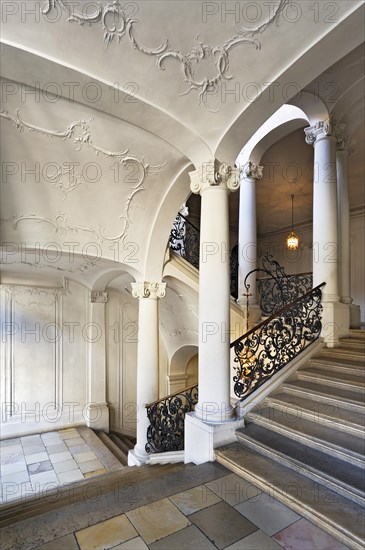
(0, 110, 166, 245)
(42, 0, 289, 104)
(2, 282, 68, 309)
(131, 281, 166, 300)
(190, 159, 240, 194)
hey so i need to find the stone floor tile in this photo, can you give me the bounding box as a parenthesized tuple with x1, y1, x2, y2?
(0, 438, 20, 447)
(1, 459, 27, 476)
(1, 470, 30, 484)
(188, 500, 258, 549)
(149, 524, 217, 549)
(273, 518, 350, 550)
(57, 469, 84, 484)
(79, 459, 103, 474)
(23, 444, 46, 456)
(30, 470, 59, 489)
(75, 514, 138, 549)
(53, 459, 78, 474)
(169, 484, 221, 515)
(112, 536, 149, 549)
(205, 473, 262, 506)
(52, 459, 79, 474)
(27, 460, 53, 475)
(21, 435, 42, 446)
(0, 444, 23, 457)
(67, 444, 91, 455)
(32, 534, 79, 550)
(45, 443, 68, 454)
(126, 498, 190, 544)
(1, 450, 25, 465)
(235, 492, 301, 536)
(59, 429, 80, 439)
(73, 450, 98, 463)
(25, 452, 49, 465)
(225, 529, 285, 549)
(49, 451, 73, 464)
(64, 437, 85, 447)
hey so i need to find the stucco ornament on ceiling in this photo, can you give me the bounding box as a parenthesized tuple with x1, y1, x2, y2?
(0, 109, 165, 245)
(42, 0, 289, 104)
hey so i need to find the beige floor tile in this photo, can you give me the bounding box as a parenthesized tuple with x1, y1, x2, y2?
(205, 474, 262, 506)
(57, 469, 84, 484)
(49, 451, 73, 464)
(126, 498, 190, 544)
(75, 514, 137, 549)
(74, 451, 97, 463)
(112, 536, 149, 549)
(79, 459, 103, 474)
(59, 429, 80, 439)
(53, 459, 79, 474)
(169, 485, 221, 514)
(64, 437, 86, 447)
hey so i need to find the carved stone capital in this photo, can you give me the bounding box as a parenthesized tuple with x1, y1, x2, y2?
(336, 133, 356, 155)
(131, 282, 166, 300)
(304, 117, 342, 145)
(241, 161, 263, 181)
(90, 291, 108, 303)
(190, 159, 240, 194)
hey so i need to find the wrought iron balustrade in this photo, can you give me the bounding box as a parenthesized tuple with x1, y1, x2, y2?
(145, 384, 198, 453)
(231, 282, 325, 401)
(169, 212, 238, 296)
(244, 254, 313, 316)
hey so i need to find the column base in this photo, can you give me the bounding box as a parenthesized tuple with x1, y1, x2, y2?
(194, 402, 235, 424)
(321, 302, 350, 347)
(350, 304, 361, 329)
(85, 402, 109, 431)
(128, 447, 149, 467)
(184, 412, 245, 464)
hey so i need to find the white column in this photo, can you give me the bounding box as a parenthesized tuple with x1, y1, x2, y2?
(305, 119, 349, 345)
(87, 291, 109, 431)
(336, 133, 361, 328)
(185, 160, 244, 464)
(189, 159, 240, 423)
(237, 161, 263, 315)
(128, 281, 166, 466)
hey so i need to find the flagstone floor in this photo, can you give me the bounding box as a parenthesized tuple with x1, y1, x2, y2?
(1, 431, 350, 550)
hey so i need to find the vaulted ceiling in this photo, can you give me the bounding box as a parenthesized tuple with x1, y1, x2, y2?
(1, 0, 364, 284)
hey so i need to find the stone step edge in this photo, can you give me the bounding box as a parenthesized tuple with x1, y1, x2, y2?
(308, 359, 365, 372)
(215, 449, 364, 550)
(265, 397, 365, 436)
(282, 382, 365, 411)
(296, 372, 365, 393)
(235, 431, 365, 506)
(246, 412, 365, 469)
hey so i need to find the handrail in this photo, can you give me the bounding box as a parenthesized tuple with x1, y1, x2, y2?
(257, 271, 312, 281)
(178, 212, 200, 231)
(230, 282, 326, 349)
(145, 383, 198, 409)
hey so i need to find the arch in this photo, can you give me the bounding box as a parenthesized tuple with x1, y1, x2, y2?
(168, 344, 198, 393)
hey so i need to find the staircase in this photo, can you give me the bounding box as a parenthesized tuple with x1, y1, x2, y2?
(96, 432, 135, 466)
(216, 330, 365, 550)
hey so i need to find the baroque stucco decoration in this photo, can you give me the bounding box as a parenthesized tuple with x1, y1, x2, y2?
(42, 0, 289, 104)
(0, 110, 165, 245)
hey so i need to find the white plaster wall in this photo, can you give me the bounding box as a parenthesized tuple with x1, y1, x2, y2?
(0, 278, 89, 437)
(106, 290, 138, 437)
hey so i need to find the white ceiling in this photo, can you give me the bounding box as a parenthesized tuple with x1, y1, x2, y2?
(1, 0, 364, 283)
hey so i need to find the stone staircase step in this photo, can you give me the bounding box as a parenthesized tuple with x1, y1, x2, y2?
(282, 379, 365, 412)
(309, 356, 365, 372)
(297, 368, 365, 393)
(320, 347, 365, 361)
(265, 393, 365, 435)
(340, 338, 365, 351)
(215, 444, 365, 550)
(96, 432, 128, 466)
(247, 406, 365, 468)
(349, 329, 365, 339)
(236, 424, 365, 506)
(109, 434, 131, 457)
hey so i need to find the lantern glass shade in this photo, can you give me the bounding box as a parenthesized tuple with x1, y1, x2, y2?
(287, 230, 299, 250)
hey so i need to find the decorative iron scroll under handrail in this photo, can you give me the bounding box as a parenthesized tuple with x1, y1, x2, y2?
(145, 384, 198, 453)
(231, 282, 325, 401)
(244, 254, 313, 316)
(169, 212, 238, 297)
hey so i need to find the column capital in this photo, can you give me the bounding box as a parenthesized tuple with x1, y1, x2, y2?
(304, 117, 344, 145)
(131, 281, 166, 300)
(90, 291, 108, 303)
(241, 161, 263, 181)
(336, 133, 356, 155)
(190, 158, 240, 194)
